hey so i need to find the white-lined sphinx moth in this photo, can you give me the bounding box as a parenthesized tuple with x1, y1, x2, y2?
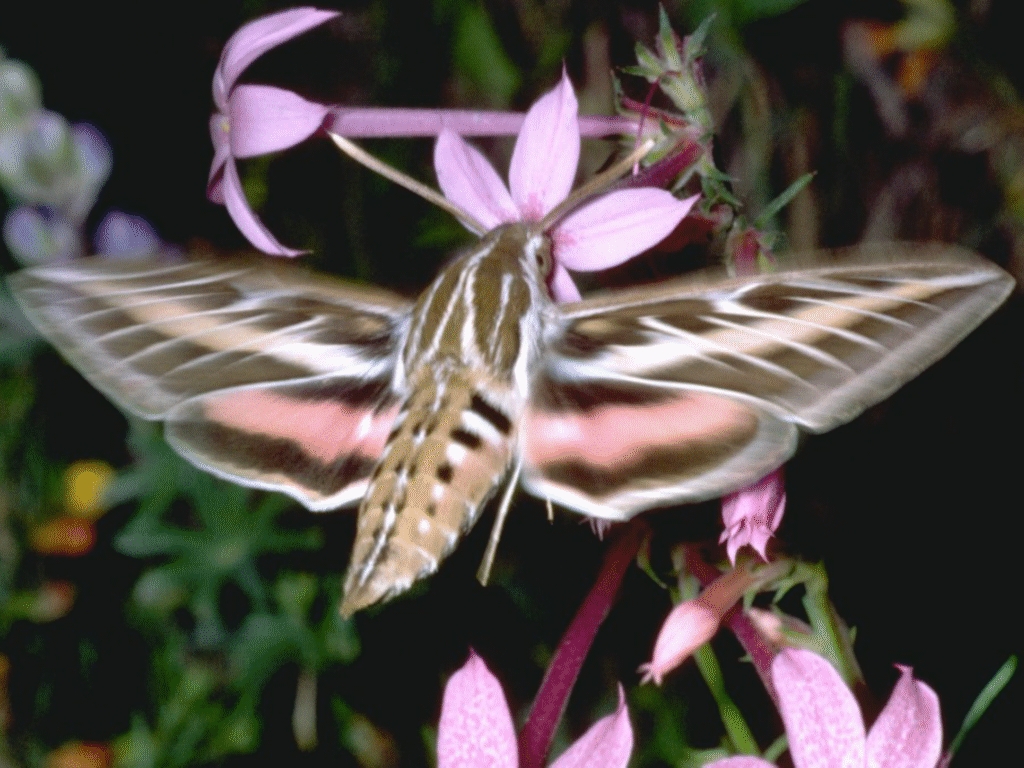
(8, 237, 1013, 614)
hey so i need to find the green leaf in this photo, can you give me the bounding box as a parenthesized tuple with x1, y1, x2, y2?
(947, 656, 1017, 757)
(753, 172, 815, 230)
(452, 3, 520, 107)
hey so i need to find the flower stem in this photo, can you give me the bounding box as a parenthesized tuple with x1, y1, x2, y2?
(518, 519, 648, 768)
(325, 108, 643, 139)
(693, 643, 759, 755)
(683, 547, 778, 704)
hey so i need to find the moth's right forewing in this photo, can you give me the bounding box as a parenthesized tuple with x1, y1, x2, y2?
(523, 243, 1014, 520)
(8, 255, 410, 419)
(552, 244, 1015, 433)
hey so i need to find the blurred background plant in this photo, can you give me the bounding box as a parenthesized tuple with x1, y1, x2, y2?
(0, 1, 1020, 766)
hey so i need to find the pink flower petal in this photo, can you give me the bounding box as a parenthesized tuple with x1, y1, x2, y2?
(720, 469, 786, 565)
(214, 7, 339, 108)
(553, 190, 698, 271)
(435, 130, 519, 231)
(229, 84, 330, 157)
(437, 651, 518, 768)
(704, 758, 777, 768)
(222, 158, 305, 256)
(207, 114, 232, 204)
(772, 649, 866, 768)
(865, 666, 942, 768)
(550, 263, 582, 302)
(508, 70, 580, 220)
(549, 686, 632, 768)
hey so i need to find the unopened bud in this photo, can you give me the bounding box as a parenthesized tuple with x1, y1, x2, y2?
(641, 567, 757, 684)
(64, 460, 114, 520)
(45, 741, 111, 768)
(29, 517, 96, 556)
(29, 580, 76, 622)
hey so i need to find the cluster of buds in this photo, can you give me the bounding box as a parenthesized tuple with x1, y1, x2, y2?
(0, 50, 160, 265)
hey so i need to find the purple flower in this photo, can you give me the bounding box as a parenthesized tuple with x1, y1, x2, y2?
(3, 206, 82, 264)
(94, 211, 161, 258)
(720, 468, 786, 565)
(207, 7, 338, 256)
(434, 71, 698, 302)
(706, 648, 942, 768)
(438, 651, 632, 768)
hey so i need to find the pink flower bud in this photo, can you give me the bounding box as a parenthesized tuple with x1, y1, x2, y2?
(641, 567, 756, 684)
(720, 469, 786, 565)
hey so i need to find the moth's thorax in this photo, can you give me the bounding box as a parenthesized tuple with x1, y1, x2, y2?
(399, 221, 553, 395)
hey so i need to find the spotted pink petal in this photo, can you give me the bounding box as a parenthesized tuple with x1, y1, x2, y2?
(865, 666, 942, 768)
(437, 651, 518, 768)
(435, 130, 519, 231)
(549, 686, 633, 768)
(554, 190, 698, 271)
(221, 158, 305, 257)
(550, 263, 582, 302)
(508, 70, 580, 220)
(228, 84, 330, 158)
(704, 758, 776, 768)
(772, 649, 866, 768)
(213, 7, 339, 108)
(720, 469, 786, 565)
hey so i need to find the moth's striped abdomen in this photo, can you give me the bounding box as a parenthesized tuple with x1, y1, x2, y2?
(340, 368, 517, 615)
(339, 223, 552, 615)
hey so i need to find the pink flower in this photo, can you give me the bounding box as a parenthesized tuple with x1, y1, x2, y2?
(438, 651, 632, 768)
(207, 7, 338, 256)
(706, 648, 943, 768)
(720, 468, 786, 565)
(640, 567, 756, 684)
(434, 71, 698, 302)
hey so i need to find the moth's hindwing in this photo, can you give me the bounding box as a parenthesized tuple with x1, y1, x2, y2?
(166, 377, 400, 510)
(9, 254, 410, 508)
(522, 243, 1014, 519)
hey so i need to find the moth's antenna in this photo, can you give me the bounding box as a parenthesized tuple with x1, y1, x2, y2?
(328, 132, 488, 235)
(537, 137, 657, 231)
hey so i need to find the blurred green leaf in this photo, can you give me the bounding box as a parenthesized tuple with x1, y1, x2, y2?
(450, 2, 520, 107)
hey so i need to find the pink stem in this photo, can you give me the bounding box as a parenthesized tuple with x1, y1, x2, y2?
(325, 107, 644, 138)
(518, 519, 649, 768)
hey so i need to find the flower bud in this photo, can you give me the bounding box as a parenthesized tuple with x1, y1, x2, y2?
(0, 57, 43, 129)
(45, 741, 111, 768)
(64, 460, 114, 520)
(641, 567, 756, 684)
(29, 517, 96, 556)
(28, 580, 77, 622)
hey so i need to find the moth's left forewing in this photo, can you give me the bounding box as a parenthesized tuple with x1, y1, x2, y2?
(523, 243, 1013, 520)
(9, 253, 413, 512)
(9, 254, 409, 418)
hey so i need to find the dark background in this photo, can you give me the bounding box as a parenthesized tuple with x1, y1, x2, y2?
(2, 1, 1020, 766)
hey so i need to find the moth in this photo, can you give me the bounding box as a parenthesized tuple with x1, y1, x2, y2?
(8, 235, 1013, 615)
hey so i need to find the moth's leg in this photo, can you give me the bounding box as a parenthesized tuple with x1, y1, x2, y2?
(476, 457, 522, 586)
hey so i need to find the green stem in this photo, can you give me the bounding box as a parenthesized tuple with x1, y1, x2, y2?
(693, 643, 759, 755)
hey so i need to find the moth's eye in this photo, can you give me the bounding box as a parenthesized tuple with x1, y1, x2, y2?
(534, 242, 553, 276)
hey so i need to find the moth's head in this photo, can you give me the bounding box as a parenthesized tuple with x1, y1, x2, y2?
(524, 226, 554, 281)
(484, 221, 554, 284)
